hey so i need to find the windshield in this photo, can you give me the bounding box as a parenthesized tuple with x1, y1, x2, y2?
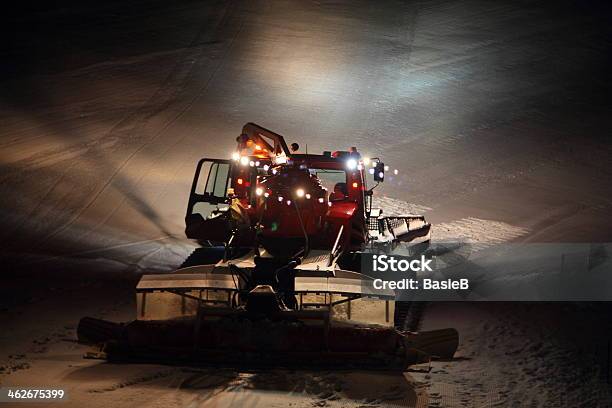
(310, 168, 347, 196)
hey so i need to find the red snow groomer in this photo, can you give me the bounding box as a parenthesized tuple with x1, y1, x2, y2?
(185, 122, 431, 260)
(78, 123, 456, 370)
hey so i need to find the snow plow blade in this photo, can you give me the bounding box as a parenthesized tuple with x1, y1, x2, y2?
(78, 314, 458, 371)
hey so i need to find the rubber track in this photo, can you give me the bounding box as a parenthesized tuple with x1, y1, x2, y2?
(394, 301, 427, 332)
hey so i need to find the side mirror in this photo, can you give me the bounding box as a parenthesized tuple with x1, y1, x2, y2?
(374, 162, 385, 182)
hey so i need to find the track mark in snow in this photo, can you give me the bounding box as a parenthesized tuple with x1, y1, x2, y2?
(434, 217, 529, 251)
(87, 368, 179, 393)
(374, 195, 432, 216)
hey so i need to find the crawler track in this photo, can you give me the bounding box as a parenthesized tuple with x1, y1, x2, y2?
(395, 301, 427, 332)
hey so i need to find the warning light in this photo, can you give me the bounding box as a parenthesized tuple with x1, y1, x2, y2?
(237, 178, 244, 185)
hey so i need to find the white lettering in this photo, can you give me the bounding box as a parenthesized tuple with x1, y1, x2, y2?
(371, 254, 435, 272)
(423, 279, 469, 290)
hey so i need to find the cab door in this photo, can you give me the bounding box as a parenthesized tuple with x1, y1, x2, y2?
(185, 158, 233, 242)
